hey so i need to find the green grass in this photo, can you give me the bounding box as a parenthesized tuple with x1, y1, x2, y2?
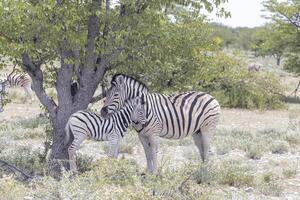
(0, 116, 49, 140)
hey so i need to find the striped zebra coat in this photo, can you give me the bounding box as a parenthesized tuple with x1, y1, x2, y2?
(64, 97, 146, 172)
(101, 74, 221, 173)
(0, 72, 33, 102)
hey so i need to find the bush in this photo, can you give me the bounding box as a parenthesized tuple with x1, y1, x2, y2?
(194, 51, 285, 110)
(245, 143, 264, 160)
(0, 146, 46, 176)
(270, 140, 289, 154)
(259, 173, 283, 196)
(282, 167, 297, 179)
(217, 161, 254, 187)
(0, 116, 50, 140)
(7, 88, 28, 103)
(0, 176, 27, 200)
(212, 72, 284, 109)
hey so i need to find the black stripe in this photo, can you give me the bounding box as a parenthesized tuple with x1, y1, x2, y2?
(157, 95, 169, 136)
(72, 124, 88, 132)
(161, 96, 175, 137)
(203, 105, 219, 116)
(193, 98, 215, 132)
(186, 93, 206, 134)
(80, 112, 97, 137)
(87, 111, 101, 138)
(170, 100, 181, 139)
(199, 113, 220, 128)
(179, 92, 196, 134)
(73, 115, 93, 135)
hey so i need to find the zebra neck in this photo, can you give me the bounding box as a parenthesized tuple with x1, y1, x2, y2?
(114, 106, 133, 132)
(125, 85, 149, 99)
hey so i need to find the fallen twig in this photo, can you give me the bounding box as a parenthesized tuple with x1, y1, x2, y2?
(0, 159, 33, 180)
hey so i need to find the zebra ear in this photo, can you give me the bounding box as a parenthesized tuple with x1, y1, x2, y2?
(116, 75, 124, 85)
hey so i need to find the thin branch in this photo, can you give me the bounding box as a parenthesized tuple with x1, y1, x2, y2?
(290, 80, 300, 96)
(0, 159, 33, 180)
(90, 92, 106, 103)
(277, 10, 300, 29)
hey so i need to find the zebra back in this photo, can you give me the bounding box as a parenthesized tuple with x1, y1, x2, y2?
(6, 72, 31, 88)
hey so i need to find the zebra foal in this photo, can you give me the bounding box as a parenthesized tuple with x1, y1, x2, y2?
(101, 74, 221, 173)
(64, 97, 146, 172)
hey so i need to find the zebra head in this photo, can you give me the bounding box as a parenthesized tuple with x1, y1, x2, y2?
(101, 74, 149, 117)
(101, 75, 127, 117)
(131, 96, 147, 125)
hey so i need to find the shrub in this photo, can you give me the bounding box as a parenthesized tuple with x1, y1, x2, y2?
(217, 161, 255, 187)
(259, 172, 283, 196)
(0, 116, 49, 140)
(245, 143, 263, 160)
(196, 52, 285, 110)
(7, 88, 28, 103)
(0, 146, 46, 176)
(282, 167, 297, 179)
(75, 153, 94, 174)
(270, 140, 289, 154)
(0, 176, 27, 200)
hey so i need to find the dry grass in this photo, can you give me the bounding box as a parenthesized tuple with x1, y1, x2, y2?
(0, 57, 299, 199)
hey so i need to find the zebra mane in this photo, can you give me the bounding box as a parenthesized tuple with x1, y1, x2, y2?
(111, 74, 149, 91)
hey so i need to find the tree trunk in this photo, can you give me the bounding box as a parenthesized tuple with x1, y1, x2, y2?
(47, 116, 69, 178)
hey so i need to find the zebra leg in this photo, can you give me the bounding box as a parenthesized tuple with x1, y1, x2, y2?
(108, 138, 120, 158)
(68, 148, 77, 172)
(68, 134, 87, 173)
(138, 134, 153, 172)
(24, 87, 32, 103)
(193, 130, 209, 162)
(149, 135, 158, 173)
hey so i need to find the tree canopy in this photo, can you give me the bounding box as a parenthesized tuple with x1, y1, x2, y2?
(263, 0, 300, 72)
(0, 0, 229, 174)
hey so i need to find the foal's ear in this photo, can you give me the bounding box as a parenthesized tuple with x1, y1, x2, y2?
(115, 75, 124, 85)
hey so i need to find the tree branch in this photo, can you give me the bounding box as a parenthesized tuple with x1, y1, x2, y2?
(85, 0, 102, 69)
(22, 53, 57, 116)
(277, 10, 300, 29)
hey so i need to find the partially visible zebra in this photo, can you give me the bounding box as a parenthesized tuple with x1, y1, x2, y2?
(0, 72, 33, 102)
(64, 97, 147, 172)
(248, 62, 262, 72)
(101, 74, 221, 173)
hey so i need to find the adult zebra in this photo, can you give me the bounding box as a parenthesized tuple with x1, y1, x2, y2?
(64, 97, 146, 172)
(0, 72, 33, 102)
(101, 74, 221, 173)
